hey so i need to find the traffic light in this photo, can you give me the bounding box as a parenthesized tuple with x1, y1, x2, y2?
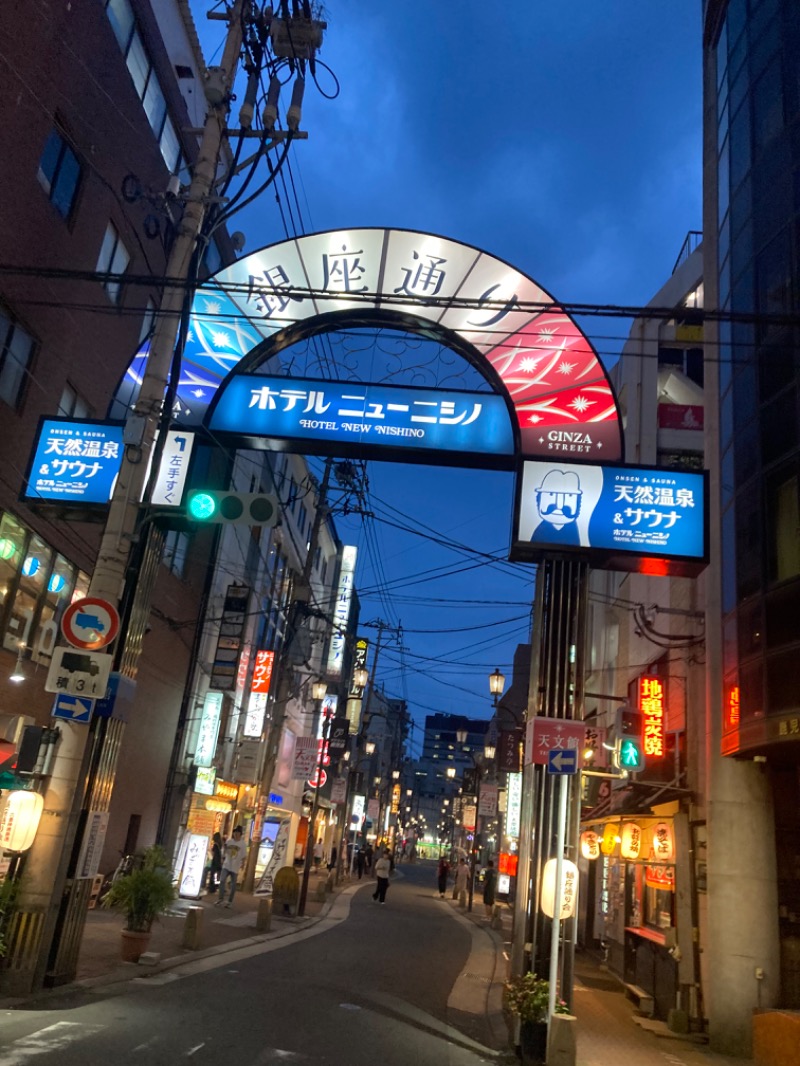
(185, 490, 279, 527)
(613, 707, 645, 772)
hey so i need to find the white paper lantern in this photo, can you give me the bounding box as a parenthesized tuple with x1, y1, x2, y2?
(0, 790, 44, 853)
(620, 822, 643, 860)
(541, 858, 579, 918)
(651, 821, 674, 862)
(580, 830, 600, 860)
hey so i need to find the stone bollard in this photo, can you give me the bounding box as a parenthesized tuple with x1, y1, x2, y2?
(315, 878, 327, 901)
(181, 905, 204, 950)
(256, 897, 272, 932)
(548, 1014, 577, 1066)
(491, 904, 503, 930)
(458, 889, 467, 909)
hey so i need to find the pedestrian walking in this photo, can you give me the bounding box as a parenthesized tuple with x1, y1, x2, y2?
(356, 848, 365, 879)
(436, 855, 450, 898)
(313, 838, 324, 868)
(482, 858, 498, 919)
(327, 845, 337, 872)
(364, 843, 374, 873)
(203, 832, 222, 893)
(216, 826, 247, 908)
(372, 850, 391, 904)
(454, 857, 469, 900)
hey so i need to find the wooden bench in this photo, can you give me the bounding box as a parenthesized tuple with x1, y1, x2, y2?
(624, 982, 654, 1017)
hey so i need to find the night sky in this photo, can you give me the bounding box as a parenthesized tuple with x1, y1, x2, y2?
(190, 0, 703, 751)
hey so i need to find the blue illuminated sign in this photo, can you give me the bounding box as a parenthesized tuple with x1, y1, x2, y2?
(513, 460, 707, 574)
(23, 419, 124, 505)
(208, 376, 514, 460)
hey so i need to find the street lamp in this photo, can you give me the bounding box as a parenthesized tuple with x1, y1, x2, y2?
(298, 680, 328, 916)
(446, 766, 456, 779)
(353, 666, 369, 689)
(489, 668, 505, 707)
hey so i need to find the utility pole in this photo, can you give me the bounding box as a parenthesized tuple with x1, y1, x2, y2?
(11, 4, 246, 994)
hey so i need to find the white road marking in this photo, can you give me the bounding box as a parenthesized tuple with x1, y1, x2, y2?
(185, 1044, 205, 1056)
(0, 1021, 103, 1064)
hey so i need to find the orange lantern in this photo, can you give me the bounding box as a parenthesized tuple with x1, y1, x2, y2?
(651, 821, 674, 862)
(601, 822, 619, 856)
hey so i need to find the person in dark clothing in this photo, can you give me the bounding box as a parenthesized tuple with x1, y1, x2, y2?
(436, 856, 450, 898)
(356, 848, 366, 879)
(204, 832, 222, 893)
(482, 858, 498, 919)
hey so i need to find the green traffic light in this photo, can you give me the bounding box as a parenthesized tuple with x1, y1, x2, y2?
(620, 739, 644, 771)
(188, 492, 217, 521)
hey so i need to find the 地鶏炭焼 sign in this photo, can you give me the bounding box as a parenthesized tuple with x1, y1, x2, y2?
(326, 548, 357, 678)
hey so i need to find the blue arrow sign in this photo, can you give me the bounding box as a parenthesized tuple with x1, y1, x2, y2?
(52, 694, 94, 724)
(547, 748, 579, 775)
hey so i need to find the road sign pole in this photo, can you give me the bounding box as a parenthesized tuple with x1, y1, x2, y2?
(548, 770, 569, 1024)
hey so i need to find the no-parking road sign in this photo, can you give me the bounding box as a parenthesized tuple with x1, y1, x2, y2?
(61, 597, 120, 650)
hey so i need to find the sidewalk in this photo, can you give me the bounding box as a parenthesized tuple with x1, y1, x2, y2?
(453, 900, 750, 1066)
(0, 867, 339, 1006)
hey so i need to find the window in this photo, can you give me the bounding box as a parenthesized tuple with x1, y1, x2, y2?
(104, 0, 184, 174)
(38, 129, 81, 219)
(57, 383, 90, 419)
(96, 222, 130, 304)
(162, 529, 188, 578)
(0, 308, 35, 409)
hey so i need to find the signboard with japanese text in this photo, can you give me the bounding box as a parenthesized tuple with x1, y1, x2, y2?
(637, 676, 666, 758)
(195, 691, 224, 768)
(193, 766, 217, 796)
(210, 585, 249, 690)
(76, 811, 109, 879)
(243, 649, 275, 738)
(250, 649, 275, 694)
(478, 783, 498, 817)
(505, 773, 522, 839)
(331, 777, 347, 804)
(348, 639, 369, 698)
(44, 646, 112, 698)
(179, 833, 209, 899)
(22, 418, 193, 510)
(326, 547, 357, 678)
(525, 718, 589, 767)
(115, 228, 623, 464)
(149, 430, 195, 506)
(208, 375, 514, 468)
(512, 460, 708, 576)
(23, 419, 124, 504)
(292, 737, 318, 781)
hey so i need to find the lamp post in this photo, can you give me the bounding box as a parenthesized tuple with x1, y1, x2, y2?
(489, 668, 505, 708)
(297, 680, 328, 917)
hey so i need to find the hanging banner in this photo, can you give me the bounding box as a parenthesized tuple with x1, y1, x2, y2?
(195, 691, 224, 768)
(505, 773, 522, 839)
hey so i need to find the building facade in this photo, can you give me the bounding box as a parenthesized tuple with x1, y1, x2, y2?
(702, 0, 800, 1052)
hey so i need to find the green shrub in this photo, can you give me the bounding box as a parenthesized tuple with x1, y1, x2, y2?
(102, 845, 175, 932)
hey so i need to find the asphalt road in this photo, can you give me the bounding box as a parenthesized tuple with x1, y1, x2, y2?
(0, 864, 502, 1065)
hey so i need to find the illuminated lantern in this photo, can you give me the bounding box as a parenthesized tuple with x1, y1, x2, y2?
(0, 538, 17, 560)
(0, 790, 44, 852)
(620, 822, 642, 860)
(651, 821, 674, 862)
(580, 830, 600, 860)
(601, 822, 619, 856)
(541, 858, 579, 918)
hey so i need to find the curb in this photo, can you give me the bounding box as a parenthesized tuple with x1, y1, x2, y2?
(0, 891, 341, 1010)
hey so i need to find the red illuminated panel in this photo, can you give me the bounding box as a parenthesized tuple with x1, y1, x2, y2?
(639, 676, 665, 758)
(498, 852, 519, 877)
(250, 649, 275, 694)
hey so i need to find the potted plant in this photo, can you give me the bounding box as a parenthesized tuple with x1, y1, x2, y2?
(502, 972, 569, 1065)
(102, 845, 175, 962)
